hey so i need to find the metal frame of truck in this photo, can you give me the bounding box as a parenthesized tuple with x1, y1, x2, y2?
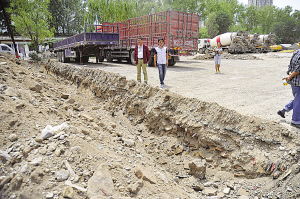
(53, 29, 119, 64)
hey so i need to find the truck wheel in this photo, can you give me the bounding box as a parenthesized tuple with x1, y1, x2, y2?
(98, 56, 104, 62)
(82, 56, 89, 63)
(199, 49, 203, 54)
(148, 56, 154, 67)
(130, 50, 135, 65)
(106, 51, 113, 62)
(168, 57, 176, 66)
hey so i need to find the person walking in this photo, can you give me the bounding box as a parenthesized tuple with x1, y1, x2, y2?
(214, 42, 223, 73)
(277, 49, 300, 128)
(154, 38, 168, 88)
(134, 38, 150, 84)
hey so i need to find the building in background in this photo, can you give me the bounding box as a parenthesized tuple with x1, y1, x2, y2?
(248, 0, 273, 7)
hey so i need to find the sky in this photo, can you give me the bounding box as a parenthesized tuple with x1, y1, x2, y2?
(238, 0, 300, 10)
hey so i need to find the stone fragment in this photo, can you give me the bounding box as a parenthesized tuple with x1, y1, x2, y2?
(30, 84, 43, 92)
(202, 187, 217, 196)
(30, 156, 43, 166)
(188, 159, 206, 179)
(87, 165, 114, 198)
(62, 186, 74, 198)
(30, 168, 44, 183)
(41, 122, 69, 140)
(8, 134, 18, 142)
(127, 180, 143, 194)
(123, 138, 135, 147)
(45, 192, 54, 199)
(10, 174, 23, 190)
(237, 188, 249, 196)
(134, 166, 157, 184)
(61, 94, 69, 99)
(0, 150, 12, 162)
(55, 169, 70, 182)
(223, 187, 231, 194)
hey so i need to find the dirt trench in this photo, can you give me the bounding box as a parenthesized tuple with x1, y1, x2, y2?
(44, 60, 300, 179)
(1, 54, 300, 199)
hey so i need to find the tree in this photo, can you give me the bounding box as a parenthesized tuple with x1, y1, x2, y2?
(49, 0, 84, 36)
(206, 12, 218, 37)
(9, 0, 53, 51)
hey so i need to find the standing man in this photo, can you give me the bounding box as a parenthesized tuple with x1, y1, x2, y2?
(134, 38, 150, 84)
(277, 49, 300, 128)
(214, 42, 223, 73)
(154, 38, 168, 88)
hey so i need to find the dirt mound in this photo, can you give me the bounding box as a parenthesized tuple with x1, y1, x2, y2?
(1, 54, 300, 199)
(194, 53, 262, 60)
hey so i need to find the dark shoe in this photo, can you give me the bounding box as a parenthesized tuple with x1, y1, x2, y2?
(277, 110, 285, 118)
(291, 123, 300, 129)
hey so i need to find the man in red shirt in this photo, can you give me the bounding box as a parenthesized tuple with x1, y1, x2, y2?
(134, 38, 150, 84)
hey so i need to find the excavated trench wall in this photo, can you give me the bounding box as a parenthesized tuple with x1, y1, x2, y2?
(43, 60, 300, 178)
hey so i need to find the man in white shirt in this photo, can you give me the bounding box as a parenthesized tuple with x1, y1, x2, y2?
(134, 38, 150, 84)
(154, 38, 168, 88)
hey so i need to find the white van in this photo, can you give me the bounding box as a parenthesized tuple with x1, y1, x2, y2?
(0, 44, 24, 58)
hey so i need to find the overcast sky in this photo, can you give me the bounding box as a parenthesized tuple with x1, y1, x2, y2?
(238, 0, 300, 10)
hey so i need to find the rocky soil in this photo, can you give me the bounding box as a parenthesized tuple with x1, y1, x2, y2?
(1, 54, 300, 199)
(194, 53, 262, 60)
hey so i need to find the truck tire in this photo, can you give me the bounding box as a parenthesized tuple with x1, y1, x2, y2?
(106, 51, 113, 62)
(98, 56, 104, 62)
(168, 57, 176, 66)
(130, 50, 135, 65)
(148, 56, 154, 67)
(82, 56, 89, 63)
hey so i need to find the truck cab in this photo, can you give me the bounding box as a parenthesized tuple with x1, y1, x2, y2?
(198, 39, 210, 54)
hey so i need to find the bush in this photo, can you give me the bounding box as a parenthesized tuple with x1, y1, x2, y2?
(29, 52, 42, 61)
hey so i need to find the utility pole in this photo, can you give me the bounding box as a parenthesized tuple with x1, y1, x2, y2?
(0, 0, 19, 58)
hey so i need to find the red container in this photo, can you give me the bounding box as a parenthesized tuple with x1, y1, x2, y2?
(102, 11, 199, 52)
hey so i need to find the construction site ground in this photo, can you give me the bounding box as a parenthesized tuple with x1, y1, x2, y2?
(1, 52, 300, 199)
(85, 52, 293, 125)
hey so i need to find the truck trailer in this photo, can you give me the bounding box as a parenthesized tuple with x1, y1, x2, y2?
(53, 11, 200, 66)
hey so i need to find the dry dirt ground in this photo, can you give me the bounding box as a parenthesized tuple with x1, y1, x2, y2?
(1, 53, 300, 199)
(84, 52, 293, 126)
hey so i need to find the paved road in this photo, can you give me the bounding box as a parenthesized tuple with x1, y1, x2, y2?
(76, 52, 294, 123)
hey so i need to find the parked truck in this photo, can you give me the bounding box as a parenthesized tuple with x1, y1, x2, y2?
(53, 29, 119, 64)
(54, 11, 199, 66)
(100, 11, 200, 66)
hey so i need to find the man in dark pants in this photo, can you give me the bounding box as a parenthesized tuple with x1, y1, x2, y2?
(277, 49, 300, 128)
(134, 38, 150, 84)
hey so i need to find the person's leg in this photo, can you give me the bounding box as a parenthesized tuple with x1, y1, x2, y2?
(278, 87, 295, 118)
(214, 56, 218, 73)
(136, 59, 142, 82)
(291, 86, 300, 124)
(142, 62, 148, 83)
(157, 64, 164, 86)
(162, 64, 166, 85)
(217, 56, 221, 72)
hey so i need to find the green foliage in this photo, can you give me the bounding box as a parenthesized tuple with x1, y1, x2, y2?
(9, 0, 53, 51)
(29, 52, 41, 61)
(206, 12, 218, 37)
(85, 0, 138, 31)
(199, 27, 209, 38)
(49, 0, 84, 36)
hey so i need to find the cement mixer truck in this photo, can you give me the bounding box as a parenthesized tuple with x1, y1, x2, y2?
(198, 31, 276, 54)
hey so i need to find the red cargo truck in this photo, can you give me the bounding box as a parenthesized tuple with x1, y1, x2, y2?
(97, 10, 199, 66)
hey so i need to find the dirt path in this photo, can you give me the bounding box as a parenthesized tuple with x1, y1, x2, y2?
(82, 52, 293, 125)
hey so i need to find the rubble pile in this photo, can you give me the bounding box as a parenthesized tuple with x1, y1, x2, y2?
(1, 54, 300, 199)
(194, 53, 262, 60)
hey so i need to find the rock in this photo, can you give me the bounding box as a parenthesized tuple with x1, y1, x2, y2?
(55, 169, 70, 182)
(87, 165, 114, 198)
(192, 184, 204, 191)
(127, 180, 143, 194)
(30, 84, 43, 93)
(223, 187, 231, 194)
(10, 174, 23, 190)
(9, 120, 18, 127)
(202, 187, 217, 196)
(67, 99, 75, 104)
(30, 168, 44, 183)
(30, 156, 43, 166)
(41, 122, 69, 140)
(0, 150, 12, 162)
(16, 103, 25, 109)
(237, 188, 249, 196)
(8, 134, 18, 142)
(134, 166, 157, 184)
(62, 186, 74, 198)
(123, 138, 135, 147)
(188, 159, 206, 179)
(45, 192, 54, 199)
(0, 84, 7, 92)
(61, 94, 69, 99)
(0, 175, 12, 188)
(174, 145, 184, 155)
(239, 196, 250, 199)
(80, 114, 94, 122)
